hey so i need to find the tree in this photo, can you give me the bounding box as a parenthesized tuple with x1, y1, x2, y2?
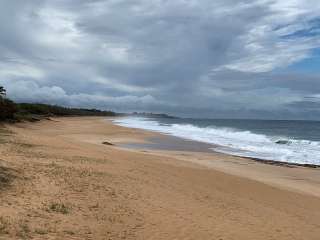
(0, 86, 6, 97)
(0, 86, 17, 120)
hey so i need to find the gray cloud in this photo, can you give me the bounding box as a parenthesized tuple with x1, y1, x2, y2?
(0, 0, 320, 119)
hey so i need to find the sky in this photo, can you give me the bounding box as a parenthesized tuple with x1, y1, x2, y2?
(0, 0, 320, 119)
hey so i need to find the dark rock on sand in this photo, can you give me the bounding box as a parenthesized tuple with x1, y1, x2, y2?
(102, 141, 114, 146)
(275, 140, 291, 145)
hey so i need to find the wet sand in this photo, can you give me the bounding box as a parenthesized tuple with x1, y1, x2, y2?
(0, 117, 319, 239)
(121, 134, 217, 153)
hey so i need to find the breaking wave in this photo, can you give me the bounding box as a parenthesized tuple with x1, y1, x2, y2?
(113, 117, 320, 165)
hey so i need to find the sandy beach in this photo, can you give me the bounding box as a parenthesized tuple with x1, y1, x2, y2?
(0, 116, 320, 239)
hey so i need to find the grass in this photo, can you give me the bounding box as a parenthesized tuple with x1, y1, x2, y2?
(64, 230, 75, 235)
(0, 216, 9, 235)
(34, 228, 48, 235)
(0, 166, 16, 190)
(14, 142, 35, 148)
(0, 217, 32, 239)
(66, 156, 113, 165)
(16, 221, 30, 239)
(47, 202, 71, 215)
(0, 128, 12, 136)
(0, 127, 12, 145)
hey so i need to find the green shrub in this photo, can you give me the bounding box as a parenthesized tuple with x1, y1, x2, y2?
(0, 98, 17, 120)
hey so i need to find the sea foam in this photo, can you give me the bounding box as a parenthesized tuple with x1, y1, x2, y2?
(113, 117, 320, 165)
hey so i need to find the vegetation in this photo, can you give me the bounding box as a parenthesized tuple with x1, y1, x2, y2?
(17, 103, 116, 117)
(0, 86, 17, 121)
(0, 86, 6, 96)
(0, 86, 117, 122)
(47, 202, 71, 214)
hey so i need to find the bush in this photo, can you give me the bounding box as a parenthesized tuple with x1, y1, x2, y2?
(17, 103, 117, 116)
(0, 98, 17, 120)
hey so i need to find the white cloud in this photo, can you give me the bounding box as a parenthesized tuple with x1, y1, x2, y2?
(0, 62, 45, 79)
(222, 0, 320, 72)
(0, 79, 160, 111)
(0, 0, 320, 118)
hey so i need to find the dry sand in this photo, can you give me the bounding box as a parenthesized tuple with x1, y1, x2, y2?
(0, 117, 319, 240)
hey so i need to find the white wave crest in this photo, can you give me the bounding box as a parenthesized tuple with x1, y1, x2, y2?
(113, 117, 320, 165)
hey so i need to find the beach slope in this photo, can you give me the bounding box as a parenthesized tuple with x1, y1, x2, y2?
(0, 117, 319, 239)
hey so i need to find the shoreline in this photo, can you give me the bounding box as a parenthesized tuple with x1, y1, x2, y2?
(108, 118, 320, 198)
(117, 131, 320, 169)
(113, 117, 320, 168)
(0, 116, 319, 239)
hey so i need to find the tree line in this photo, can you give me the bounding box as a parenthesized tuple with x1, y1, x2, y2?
(0, 86, 117, 122)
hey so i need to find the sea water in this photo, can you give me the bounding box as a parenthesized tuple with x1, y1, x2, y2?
(113, 117, 320, 166)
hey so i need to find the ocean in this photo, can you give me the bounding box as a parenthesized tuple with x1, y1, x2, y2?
(113, 116, 320, 166)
